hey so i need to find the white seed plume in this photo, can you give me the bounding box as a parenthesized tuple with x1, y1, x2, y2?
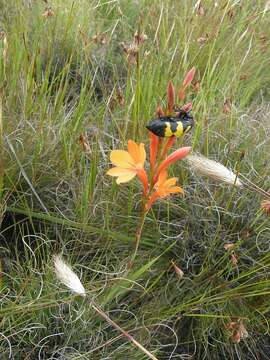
(54, 255, 86, 296)
(186, 154, 243, 187)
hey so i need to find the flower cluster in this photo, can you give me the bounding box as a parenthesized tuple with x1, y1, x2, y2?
(107, 138, 190, 209)
(107, 69, 196, 210)
(106, 69, 196, 257)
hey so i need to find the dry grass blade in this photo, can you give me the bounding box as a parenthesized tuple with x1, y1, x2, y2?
(92, 304, 159, 360)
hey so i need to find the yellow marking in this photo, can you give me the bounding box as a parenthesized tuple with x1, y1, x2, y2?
(175, 122, 184, 137)
(164, 122, 173, 137)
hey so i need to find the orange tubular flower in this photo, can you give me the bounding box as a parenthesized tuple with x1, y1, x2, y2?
(161, 136, 176, 159)
(107, 140, 149, 194)
(154, 146, 191, 182)
(149, 132, 159, 173)
(146, 171, 183, 209)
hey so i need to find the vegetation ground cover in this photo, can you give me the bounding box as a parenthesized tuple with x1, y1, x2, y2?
(1, 0, 270, 358)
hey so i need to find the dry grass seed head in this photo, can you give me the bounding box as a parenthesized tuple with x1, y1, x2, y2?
(186, 154, 243, 187)
(54, 255, 86, 296)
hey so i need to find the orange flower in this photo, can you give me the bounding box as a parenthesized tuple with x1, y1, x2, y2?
(146, 171, 183, 209)
(107, 140, 148, 193)
(161, 136, 176, 160)
(154, 146, 191, 182)
(149, 132, 159, 173)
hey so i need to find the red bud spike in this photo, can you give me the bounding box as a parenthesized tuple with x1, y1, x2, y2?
(167, 81, 175, 114)
(182, 67, 196, 88)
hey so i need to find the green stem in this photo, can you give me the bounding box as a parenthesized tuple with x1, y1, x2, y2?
(0, 87, 3, 203)
(132, 206, 148, 262)
(0, 88, 2, 291)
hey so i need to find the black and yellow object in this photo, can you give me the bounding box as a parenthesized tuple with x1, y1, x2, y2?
(146, 111, 194, 138)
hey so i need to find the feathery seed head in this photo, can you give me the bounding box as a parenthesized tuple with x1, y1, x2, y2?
(186, 154, 243, 187)
(54, 255, 86, 297)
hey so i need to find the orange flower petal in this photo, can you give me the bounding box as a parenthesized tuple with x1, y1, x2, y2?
(163, 177, 178, 187)
(127, 140, 140, 163)
(168, 186, 184, 194)
(153, 171, 184, 199)
(116, 172, 137, 184)
(145, 192, 159, 210)
(139, 143, 146, 165)
(127, 140, 146, 167)
(155, 171, 168, 188)
(157, 189, 168, 198)
(110, 150, 135, 168)
(137, 168, 149, 195)
(155, 147, 191, 181)
(149, 132, 159, 172)
(157, 186, 183, 198)
(107, 167, 135, 177)
(161, 137, 176, 159)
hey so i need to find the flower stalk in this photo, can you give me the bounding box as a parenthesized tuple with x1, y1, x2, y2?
(0, 33, 7, 205)
(107, 70, 196, 260)
(107, 137, 191, 260)
(131, 205, 148, 263)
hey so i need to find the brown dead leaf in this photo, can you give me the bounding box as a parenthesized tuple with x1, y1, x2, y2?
(42, 7, 54, 17)
(223, 98, 232, 114)
(79, 134, 91, 154)
(171, 260, 184, 279)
